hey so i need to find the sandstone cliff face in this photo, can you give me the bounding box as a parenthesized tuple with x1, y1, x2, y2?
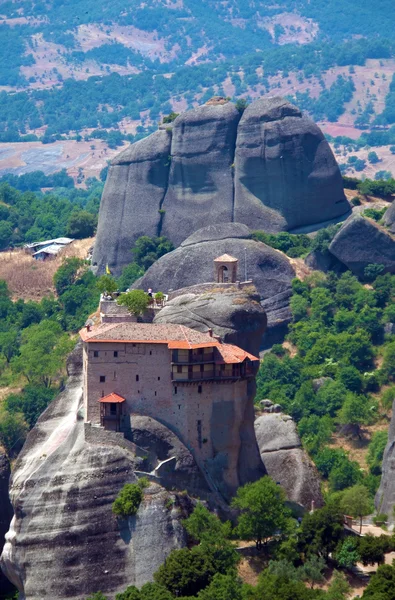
(0, 450, 13, 596)
(254, 414, 323, 510)
(0, 348, 189, 600)
(134, 223, 295, 344)
(329, 215, 395, 277)
(376, 401, 395, 519)
(92, 97, 350, 275)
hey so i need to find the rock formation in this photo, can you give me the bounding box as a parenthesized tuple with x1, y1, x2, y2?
(376, 401, 395, 519)
(134, 222, 295, 345)
(254, 414, 323, 510)
(92, 97, 350, 275)
(384, 201, 395, 234)
(0, 450, 13, 596)
(154, 285, 267, 356)
(329, 215, 395, 277)
(0, 346, 191, 600)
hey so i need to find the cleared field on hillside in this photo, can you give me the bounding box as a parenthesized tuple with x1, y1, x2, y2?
(0, 238, 94, 301)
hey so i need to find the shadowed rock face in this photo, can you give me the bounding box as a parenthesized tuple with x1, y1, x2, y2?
(384, 202, 395, 234)
(255, 414, 323, 510)
(376, 400, 395, 518)
(134, 223, 295, 344)
(0, 451, 13, 596)
(92, 97, 349, 275)
(329, 215, 395, 277)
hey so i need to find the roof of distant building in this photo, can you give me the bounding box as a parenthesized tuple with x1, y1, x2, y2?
(214, 254, 238, 262)
(98, 393, 126, 404)
(80, 322, 259, 363)
(32, 244, 63, 256)
(25, 237, 74, 249)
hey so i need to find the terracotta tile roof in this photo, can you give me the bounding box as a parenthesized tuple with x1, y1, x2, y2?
(98, 393, 126, 403)
(80, 322, 216, 347)
(214, 254, 238, 262)
(216, 344, 259, 364)
(80, 323, 259, 364)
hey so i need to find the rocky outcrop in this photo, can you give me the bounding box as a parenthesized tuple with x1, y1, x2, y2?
(384, 201, 395, 234)
(0, 347, 190, 600)
(92, 97, 350, 275)
(234, 97, 349, 234)
(0, 450, 13, 596)
(329, 215, 395, 277)
(134, 222, 295, 344)
(154, 286, 267, 356)
(255, 414, 323, 510)
(94, 129, 172, 276)
(376, 406, 395, 518)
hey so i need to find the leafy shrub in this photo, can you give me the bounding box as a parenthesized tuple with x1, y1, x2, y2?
(112, 479, 148, 518)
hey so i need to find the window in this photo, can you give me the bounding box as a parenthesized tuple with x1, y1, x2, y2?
(113, 351, 118, 358)
(198, 385, 202, 394)
(155, 391, 157, 396)
(100, 376, 106, 383)
(93, 351, 99, 358)
(136, 374, 139, 382)
(158, 376, 160, 381)
(177, 366, 182, 373)
(150, 350, 152, 355)
(174, 387, 177, 395)
(110, 404, 116, 415)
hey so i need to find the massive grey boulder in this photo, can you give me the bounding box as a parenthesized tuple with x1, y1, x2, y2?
(92, 97, 350, 275)
(255, 414, 323, 510)
(0, 450, 13, 596)
(134, 223, 295, 345)
(234, 97, 349, 233)
(93, 129, 172, 275)
(0, 347, 190, 600)
(329, 215, 395, 277)
(376, 397, 395, 519)
(384, 201, 395, 234)
(154, 286, 267, 356)
(160, 103, 240, 246)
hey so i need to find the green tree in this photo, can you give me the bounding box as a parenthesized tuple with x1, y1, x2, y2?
(326, 571, 351, 600)
(117, 262, 144, 292)
(11, 321, 73, 387)
(117, 290, 150, 316)
(132, 236, 174, 270)
(112, 480, 148, 518)
(0, 329, 19, 363)
(0, 221, 13, 249)
(368, 151, 380, 164)
(335, 538, 360, 569)
(382, 342, 395, 382)
(298, 506, 344, 558)
(231, 476, 290, 549)
(338, 393, 374, 438)
(340, 485, 374, 534)
(367, 431, 388, 475)
(66, 210, 96, 238)
(154, 547, 213, 597)
(0, 409, 28, 455)
(362, 563, 395, 598)
(196, 571, 245, 600)
(86, 594, 108, 600)
(97, 275, 118, 296)
(299, 555, 326, 589)
(53, 257, 86, 296)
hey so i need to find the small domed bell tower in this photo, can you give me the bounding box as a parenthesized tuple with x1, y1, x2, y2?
(214, 254, 238, 283)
